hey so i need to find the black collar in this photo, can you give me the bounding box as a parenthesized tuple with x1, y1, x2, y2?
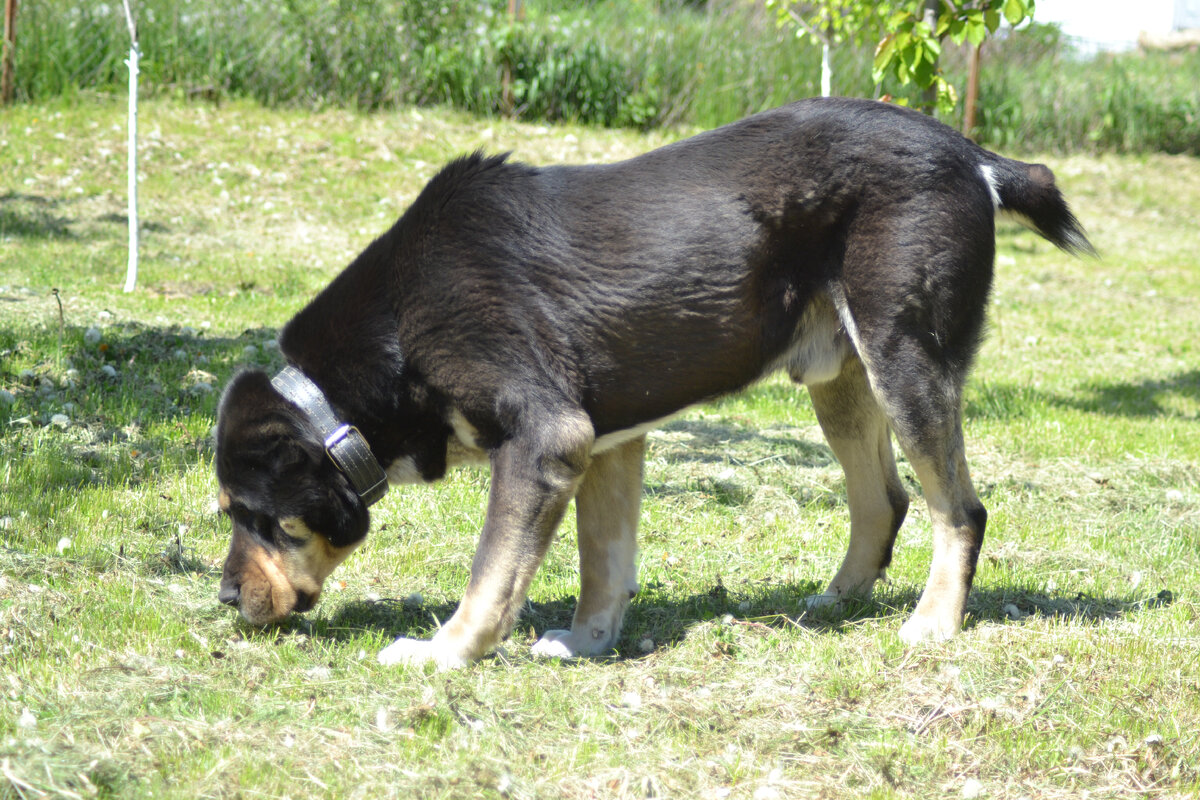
(270, 365, 389, 507)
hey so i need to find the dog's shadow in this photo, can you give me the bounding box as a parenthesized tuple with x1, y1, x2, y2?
(312, 581, 1173, 662)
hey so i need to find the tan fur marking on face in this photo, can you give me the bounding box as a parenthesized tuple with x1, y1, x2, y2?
(227, 530, 298, 626)
(217, 488, 231, 512)
(276, 516, 362, 598)
(223, 515, 362, 625)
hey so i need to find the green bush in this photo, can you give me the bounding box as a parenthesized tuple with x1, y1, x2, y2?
(11, 0, 1200, 153)
(954, 23, 1200, 154)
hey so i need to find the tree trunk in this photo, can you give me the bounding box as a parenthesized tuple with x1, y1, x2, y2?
(2, 0, 16, 105)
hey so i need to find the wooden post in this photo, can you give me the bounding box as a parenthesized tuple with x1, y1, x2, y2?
(963, 42, 981, 140)
(2, 0, 16, 105)
(501, 0, 524, 116)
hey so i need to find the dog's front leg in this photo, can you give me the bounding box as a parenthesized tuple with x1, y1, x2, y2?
(532, 435, 644, 659)
(378, 411, 592, 669)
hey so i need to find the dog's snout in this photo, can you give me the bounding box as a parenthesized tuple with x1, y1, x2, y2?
(218, 584, 240, 607)
(293, 590, 315, 614)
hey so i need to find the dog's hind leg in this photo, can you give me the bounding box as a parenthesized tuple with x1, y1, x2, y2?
(532, 435, 644, 659)
(829, 202, 994, 643)
(805, 356, 910, 608)
(378, 408, 594, 669)
(852, 347, 987, 644)
(834, 268, 990, 642)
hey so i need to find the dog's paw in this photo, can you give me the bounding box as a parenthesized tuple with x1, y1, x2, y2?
(531, 628, 615, 659)
(804, 592, 842, 611)
(377, 637, 469, 670)
(897, 612, 959, 645)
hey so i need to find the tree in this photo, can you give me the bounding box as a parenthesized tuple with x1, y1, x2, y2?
(770, 0, 1037, 115)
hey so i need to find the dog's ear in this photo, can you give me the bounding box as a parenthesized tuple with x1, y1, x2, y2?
(216, 370, 370, 547)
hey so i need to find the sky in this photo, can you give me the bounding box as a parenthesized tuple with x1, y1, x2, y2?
(1034, 0, 1180, 51)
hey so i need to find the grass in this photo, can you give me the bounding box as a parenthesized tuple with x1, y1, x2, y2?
(2, 96, 1199, 799)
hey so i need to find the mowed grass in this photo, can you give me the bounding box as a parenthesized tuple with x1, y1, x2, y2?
(2, 97, 1198, 799)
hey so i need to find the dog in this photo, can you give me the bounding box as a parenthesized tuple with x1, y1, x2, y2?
(214, 97, 1094, 669)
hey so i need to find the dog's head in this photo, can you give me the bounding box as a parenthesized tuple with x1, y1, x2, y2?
(214, 371, 369, 625)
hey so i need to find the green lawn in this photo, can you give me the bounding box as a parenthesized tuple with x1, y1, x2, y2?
(1, 98, 1198, 799)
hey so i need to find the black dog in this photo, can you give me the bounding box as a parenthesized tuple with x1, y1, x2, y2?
(214, 97, 1094, 668)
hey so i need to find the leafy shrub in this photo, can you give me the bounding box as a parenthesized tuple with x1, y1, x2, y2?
(13, 0, 1200, 152)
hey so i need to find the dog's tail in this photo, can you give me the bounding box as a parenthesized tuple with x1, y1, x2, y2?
(979, 158, 1097, 257)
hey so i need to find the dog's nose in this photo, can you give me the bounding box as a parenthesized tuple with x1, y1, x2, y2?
(218, 584, 240, 607)
(293, 590, 315, 613)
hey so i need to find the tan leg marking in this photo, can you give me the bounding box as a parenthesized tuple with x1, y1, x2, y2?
(804, 357, 908, 609)
(379, 410, 594, 669)
(898, 446, 982, 644)
(532, 435, 644, 659)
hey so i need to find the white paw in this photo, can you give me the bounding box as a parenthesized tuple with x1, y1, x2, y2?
(898, 613, 958, 646)
(531, 630, 577, 659)
(804, 592, 841, 611)
(531, 628, 614, 659)
(377, 636, 469, 670)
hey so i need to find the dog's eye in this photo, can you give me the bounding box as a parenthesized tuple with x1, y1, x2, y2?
(274, 521, 308, 548)
(226, 503, 273, 539)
